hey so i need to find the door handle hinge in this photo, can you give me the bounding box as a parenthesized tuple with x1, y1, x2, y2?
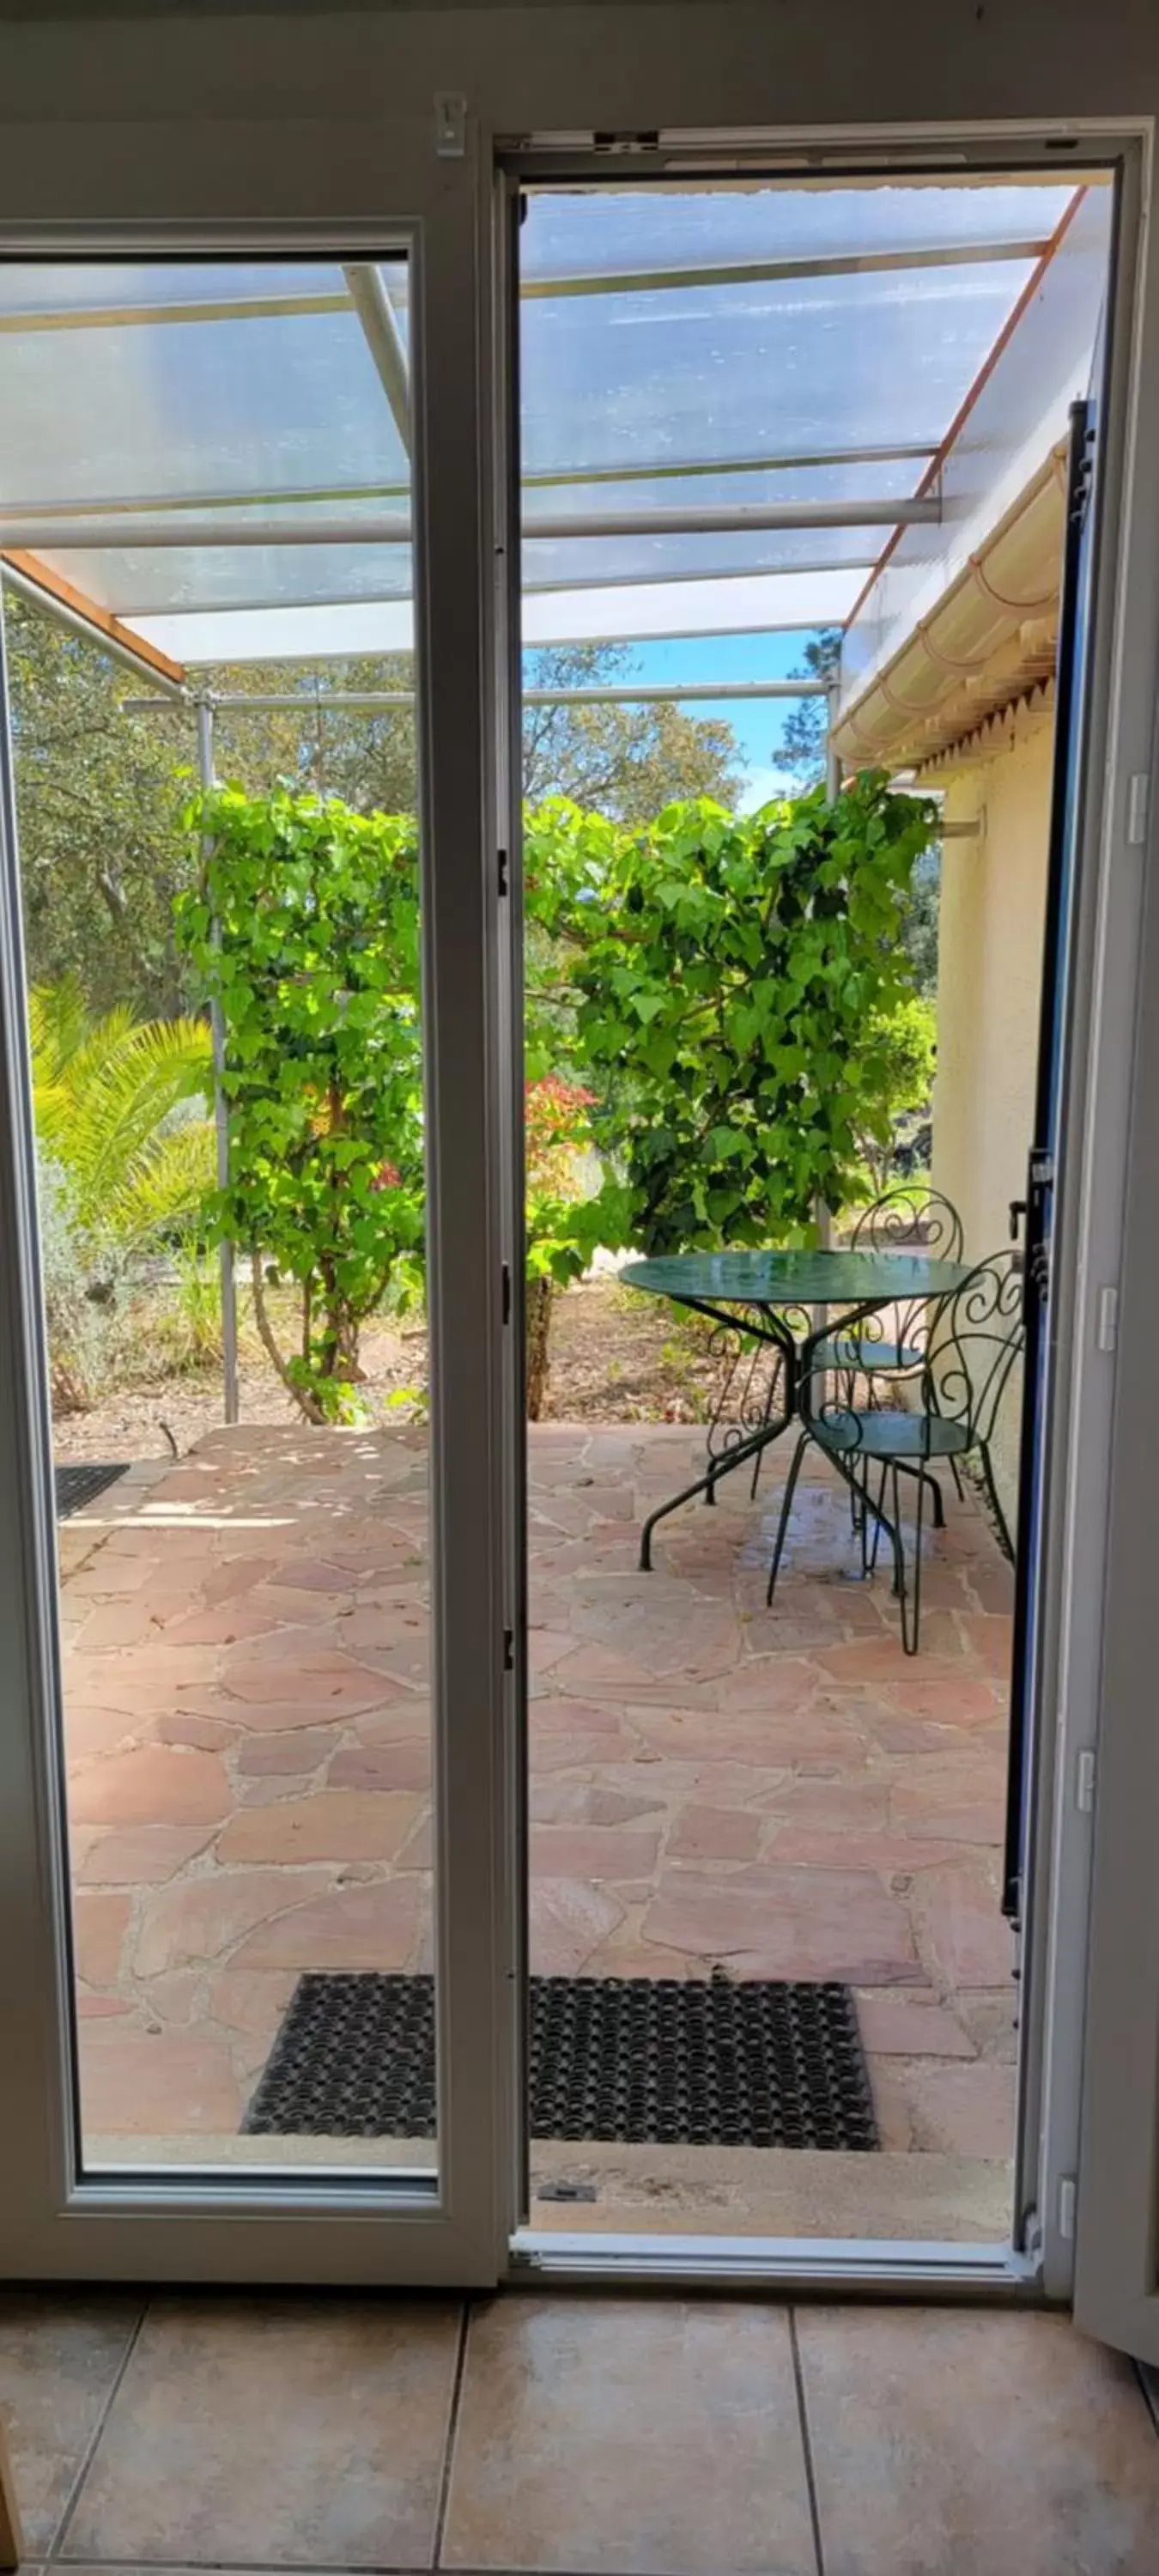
(1076, 1747, 1096, 1814)
(1058, 2175, 1077, 2241)
(497, 847, 509, 898)
(503, 1627, 514, 1673)
(501, 1261, 512, 1325)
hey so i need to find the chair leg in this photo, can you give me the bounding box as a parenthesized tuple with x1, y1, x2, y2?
(979, 1442, 1016, 1563)
(766, 1430, 810, 1607)
(866, 1460, 889, 1577)
(749, 1353, 783, 1500)
(949, 1455, 965, 1503)
(894, 1455, 925, 1656)
(0, 2413, 23, 2571)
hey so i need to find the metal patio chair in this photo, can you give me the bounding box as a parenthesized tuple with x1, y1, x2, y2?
(819, 1184, 965, 1527)
(822, 1184, 963, 1388)
(765, 1246, 1024, 1654)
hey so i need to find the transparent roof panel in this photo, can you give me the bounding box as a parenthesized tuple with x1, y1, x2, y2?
(519, 257, 1048, 477)
(0, 182, 1093, 663)
(522, 526, 881, 592)
(0, 265, 410, 507)
(520, 181, 1078, 283)
(39, 542, 415, 619)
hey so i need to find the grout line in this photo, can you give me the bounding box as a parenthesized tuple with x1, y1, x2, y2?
(431, 2300, 471, 2568)
(48, 2299, 149, 2565)
(788, 2309, 826, 2576)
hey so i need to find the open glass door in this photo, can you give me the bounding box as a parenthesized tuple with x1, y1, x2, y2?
(0, 124, 509, 2283)
(1004, 396, 1099, 1930)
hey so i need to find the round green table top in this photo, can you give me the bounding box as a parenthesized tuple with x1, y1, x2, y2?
(620, 1248, 973, 1306)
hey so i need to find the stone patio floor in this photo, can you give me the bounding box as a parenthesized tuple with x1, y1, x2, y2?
(58, 1419, 1016, 2186)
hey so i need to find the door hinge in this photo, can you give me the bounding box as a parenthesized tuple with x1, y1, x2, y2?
(1127, 772, 1150, 846)
(502, 1626, 514, 1673)
(1095, 1284, 1119, 1352)
(501, 1261, 512, 1325)
(1076, 1747, 1096, 1814)
(497, 847, 509, 897)
(1058, 2175, 1077, 2241)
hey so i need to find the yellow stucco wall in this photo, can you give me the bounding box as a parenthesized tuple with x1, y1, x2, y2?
(931, 702, 1053, 1528)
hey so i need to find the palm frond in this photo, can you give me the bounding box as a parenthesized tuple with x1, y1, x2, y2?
(29, 979, 215, 1249)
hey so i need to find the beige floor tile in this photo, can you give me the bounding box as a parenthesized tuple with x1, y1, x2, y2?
(0, 2291, 143, 2553)
(63, 2295, 462, 2569)
(441, 2295, 816, 2574)
(797, 2306, 1159, 2576)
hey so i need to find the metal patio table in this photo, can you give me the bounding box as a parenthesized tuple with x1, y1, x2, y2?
(622, 1247, 973, 1571)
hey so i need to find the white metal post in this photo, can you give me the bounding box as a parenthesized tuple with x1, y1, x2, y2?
(196, 698, 239, 1425)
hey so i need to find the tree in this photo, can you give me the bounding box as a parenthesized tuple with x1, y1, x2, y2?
(772, 629, 842, 787)
(175, 787, 426, 1425)
(522, 643, 742, 816)
(526, 777, 939, 1252)
(6, 593, 194, 1018)
(205, 654, 419, 814)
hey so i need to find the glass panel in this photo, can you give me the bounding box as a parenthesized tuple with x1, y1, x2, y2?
(3, 255, 435, 2178)
(516, 172, 1084, 2248)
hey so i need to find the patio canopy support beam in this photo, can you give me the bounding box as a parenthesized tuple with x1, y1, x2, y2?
(521, 235, 1052, 300)
(0, 498, 939, 550)
(195, 700, 239, 1431)
(0, 237, 1049, 333)
(125, 677, 832, 715)
(0, 554, 187, 695)
(342, 264, 410, 455)
(0, 445, 938, 524)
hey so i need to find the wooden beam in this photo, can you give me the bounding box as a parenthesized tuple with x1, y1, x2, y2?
(1, 547, 185, 686)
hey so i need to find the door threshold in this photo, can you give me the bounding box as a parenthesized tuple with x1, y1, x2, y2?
(508, 2229, 1043, 2297)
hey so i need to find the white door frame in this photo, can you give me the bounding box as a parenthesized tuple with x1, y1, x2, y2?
(0, 125, 514, 2284)
(0, 58, 1155, 2304)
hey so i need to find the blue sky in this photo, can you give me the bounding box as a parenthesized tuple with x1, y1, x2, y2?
(525, 627, 823, 809)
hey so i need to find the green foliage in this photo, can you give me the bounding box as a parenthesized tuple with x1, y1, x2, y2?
(174, 787, 425, 1424)
(7, 594, 195, 1018)
(29, 975, 215, 1252)
(902, 846, 942, 998)
(853, 993, 938, 1191)
(525, 775, 939, 1254)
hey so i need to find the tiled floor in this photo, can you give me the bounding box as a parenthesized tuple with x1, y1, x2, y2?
(59, 1422, 1015, 2185)
(2, 2288, 1156, 2576)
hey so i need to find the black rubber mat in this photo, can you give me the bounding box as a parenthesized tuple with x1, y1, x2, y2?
(244, 1971, 878, 2150)
(55, 1461, 130, 1517)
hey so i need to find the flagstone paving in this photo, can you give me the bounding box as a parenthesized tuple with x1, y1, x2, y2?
(58, 1420, 1016, 2165)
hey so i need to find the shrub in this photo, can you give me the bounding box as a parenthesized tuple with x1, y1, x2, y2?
(175, 788, 425, 1423)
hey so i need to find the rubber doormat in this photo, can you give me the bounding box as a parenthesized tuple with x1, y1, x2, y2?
(244, 1971, 878, 2150)
(55, 1461, 130, 1517)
